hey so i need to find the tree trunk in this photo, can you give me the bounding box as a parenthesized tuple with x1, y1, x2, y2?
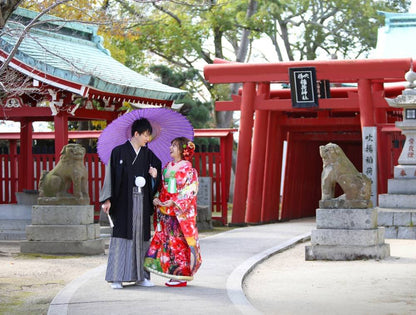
(0, 0, 23, 29)
(216, 0, 258, 129)
(215, 110, 234, 128)
(76, 121, 92, 152)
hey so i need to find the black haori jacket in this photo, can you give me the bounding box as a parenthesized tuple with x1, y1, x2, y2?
(110, 141, 161, 241)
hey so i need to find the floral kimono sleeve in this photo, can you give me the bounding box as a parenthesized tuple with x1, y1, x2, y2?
(146, 161, 202, 278)
(171, 165, 199, 246)
(173, 167, 198, 212)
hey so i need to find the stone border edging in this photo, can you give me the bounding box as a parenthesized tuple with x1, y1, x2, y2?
(226, 233, 311, 315)
(48, 264, 107, 315)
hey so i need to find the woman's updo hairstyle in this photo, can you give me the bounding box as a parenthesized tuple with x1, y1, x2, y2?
(172, 137, 195, 161)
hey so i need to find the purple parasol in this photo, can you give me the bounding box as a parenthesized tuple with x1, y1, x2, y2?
(97, 108, 194, 166)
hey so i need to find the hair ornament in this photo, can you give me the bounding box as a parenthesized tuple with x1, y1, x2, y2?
(183, 141, 195, 161)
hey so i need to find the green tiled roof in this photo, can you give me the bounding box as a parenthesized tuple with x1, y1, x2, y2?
(0, 7, 187, 101)
(373, 11, 416, 59)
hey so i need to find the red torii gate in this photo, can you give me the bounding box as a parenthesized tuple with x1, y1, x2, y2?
(204, 58, 411, 225)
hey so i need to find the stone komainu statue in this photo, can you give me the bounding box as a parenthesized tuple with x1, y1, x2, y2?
(38, 143, 90, 205)
(319, 143, 372, 209)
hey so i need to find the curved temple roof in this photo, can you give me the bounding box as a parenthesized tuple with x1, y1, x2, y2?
(374, 11, 416, 59)
(0, 7, 186, 102)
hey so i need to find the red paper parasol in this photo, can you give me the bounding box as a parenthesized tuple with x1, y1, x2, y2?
(97, 108, 194, 166)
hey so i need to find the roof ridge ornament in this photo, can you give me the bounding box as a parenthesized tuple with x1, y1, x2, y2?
(92, 32, 111, 56)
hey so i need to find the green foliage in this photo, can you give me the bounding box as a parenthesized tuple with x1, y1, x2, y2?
(99, 0, 263, 128)
(254, 0, 410, 60)
(149, 64, 213, 129)
(180, 97, 213, 129)
(193, 136, 219, 150)
(149, 65, 199, 91)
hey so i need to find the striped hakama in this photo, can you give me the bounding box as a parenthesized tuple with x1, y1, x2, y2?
(105, 187, 150, 283)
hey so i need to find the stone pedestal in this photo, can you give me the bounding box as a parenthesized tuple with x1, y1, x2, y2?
(196, 177, 213, 230)
(20, 205, 104, 255)
(305, 208, 390, 260)
(197, 205, 213, 231)
(377, 165, 416, 239)
(15, 190, 39, 205)
(0, 191, 36, 240)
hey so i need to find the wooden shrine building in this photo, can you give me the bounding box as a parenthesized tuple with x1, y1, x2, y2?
(0, 7, 185, 192)
(204, 58, 412, 225)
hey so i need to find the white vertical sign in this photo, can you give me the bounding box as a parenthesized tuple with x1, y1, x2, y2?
(362, 127, 377, 206)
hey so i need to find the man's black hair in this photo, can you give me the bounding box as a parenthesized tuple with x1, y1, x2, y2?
(131, 118, 153, 137)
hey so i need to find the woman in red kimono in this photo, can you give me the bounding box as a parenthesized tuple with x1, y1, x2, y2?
(144, 137, 202, 287)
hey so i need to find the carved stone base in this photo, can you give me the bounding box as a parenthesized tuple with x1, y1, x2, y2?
(305, 208, 390, 261)
(305, 244, 390, 261)
(197, 205, 213, 231)
(20, 205, 104, 255)
(319, 199, 372, 209)
(20, 239, 105, 255)
(378, 208, 416, 239)
(37, 196, 90, 205)
(377, 168, 416, 239)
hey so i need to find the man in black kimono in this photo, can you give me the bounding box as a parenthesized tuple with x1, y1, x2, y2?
(100, 118, 161, 289)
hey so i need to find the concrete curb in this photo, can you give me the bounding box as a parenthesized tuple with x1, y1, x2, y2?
(226, 233, 311, 315)
(48, 264, 106, 315)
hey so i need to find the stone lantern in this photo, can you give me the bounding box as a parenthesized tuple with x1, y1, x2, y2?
(385, 66, 416, 168)
(379, 65, 416, 239)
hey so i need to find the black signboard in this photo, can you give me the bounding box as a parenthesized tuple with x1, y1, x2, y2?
(289, 67, 318, 108)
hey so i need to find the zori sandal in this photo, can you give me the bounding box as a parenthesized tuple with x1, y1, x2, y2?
(165, 279, 187, 287)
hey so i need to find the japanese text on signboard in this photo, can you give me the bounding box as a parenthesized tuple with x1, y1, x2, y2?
(289, 67, 318, 108)
(362, 127, 377, 206)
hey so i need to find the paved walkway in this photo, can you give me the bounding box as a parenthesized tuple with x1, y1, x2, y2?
(48, 218, 316, 315)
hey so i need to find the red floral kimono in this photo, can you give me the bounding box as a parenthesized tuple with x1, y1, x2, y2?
(144, 160, 202, 281)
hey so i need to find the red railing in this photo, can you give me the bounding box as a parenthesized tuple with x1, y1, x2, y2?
(33, 154, 55, 190)
(0, 153, 18, 204)
(0, 152, 228, 223)
(193, 150, 223, 217)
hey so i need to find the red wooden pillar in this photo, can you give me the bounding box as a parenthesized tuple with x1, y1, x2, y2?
(358, 79, 375, 127)
(224, 132, 234, 201)
(373, 82, 386, 124)
(358, 78, 377, 204)
(54, 113, 69, 161)
(231, 82, 256, 225)
(220, 131, 234, 225)
(373, 82, 389, 194)
(246, 83, 269, 223)
(261, 111, 283, 222)
(18, 118, 34, 191)
(222, 132, 234, 199)
(9, 140, 18, 203)
(280, 131, 293, 220)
